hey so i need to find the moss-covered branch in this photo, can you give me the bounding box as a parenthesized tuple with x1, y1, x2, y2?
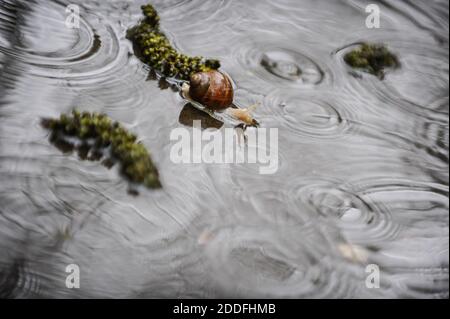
(344, 43, 399, 78)
(127, 4, 220, 81)
(42, 111, 161, 189)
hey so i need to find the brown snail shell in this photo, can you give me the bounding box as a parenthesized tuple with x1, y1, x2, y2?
(189, 70, 234, 111)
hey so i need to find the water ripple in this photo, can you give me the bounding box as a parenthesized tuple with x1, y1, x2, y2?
(235, 45, 325, 88)
(0, 0, 448, 298)
(262, 89, 359, 140)
(203, 225, 352, 298)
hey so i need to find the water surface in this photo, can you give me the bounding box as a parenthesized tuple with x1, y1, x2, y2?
(0, 0, 448, 298)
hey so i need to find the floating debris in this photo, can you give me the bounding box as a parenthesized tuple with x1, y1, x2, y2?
(344, 43, 399, 78)
(337, 243, 369, 263)
(42, 111, 161, 189)
(127, 3, 220, 81)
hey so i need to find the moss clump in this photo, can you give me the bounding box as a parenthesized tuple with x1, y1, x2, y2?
(127, 4, 220, 81)
(42, 111, 161, 189)
(344, 43, 399, 78)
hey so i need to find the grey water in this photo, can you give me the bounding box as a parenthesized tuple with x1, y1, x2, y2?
(0, 0, 448, 298)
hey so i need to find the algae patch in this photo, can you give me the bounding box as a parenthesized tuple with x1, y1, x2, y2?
(344, 43, 399, 78)
(127, 4, 220, 81)
(42, 111, 161, 189)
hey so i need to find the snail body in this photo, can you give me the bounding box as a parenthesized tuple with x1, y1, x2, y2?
(182, 70, 258, 126)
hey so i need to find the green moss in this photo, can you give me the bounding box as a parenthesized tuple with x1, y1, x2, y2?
(344, 43, 399, 78)
(42, 111, 161, 189)
(127, 4, 220, 81)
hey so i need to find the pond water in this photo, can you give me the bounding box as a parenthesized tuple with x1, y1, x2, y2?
(0, 0, 448, 298)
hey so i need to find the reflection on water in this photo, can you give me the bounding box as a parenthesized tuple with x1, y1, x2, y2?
(0, 0, 448, 298)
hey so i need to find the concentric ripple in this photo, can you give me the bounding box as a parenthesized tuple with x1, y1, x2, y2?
(410, 105, 450, 184)
(262, 89, 359, 139)
(291, 178, 401, 244)
(0, 260, 42, 298)
(0, 0, 123, 82)
(333, 32, 448, 116)
(203, 225, 352, 298)
(236, 45, 325, 88)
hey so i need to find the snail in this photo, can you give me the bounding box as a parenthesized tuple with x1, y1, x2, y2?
(189, 71, 233, 110)
(181, 70, 259, 127)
